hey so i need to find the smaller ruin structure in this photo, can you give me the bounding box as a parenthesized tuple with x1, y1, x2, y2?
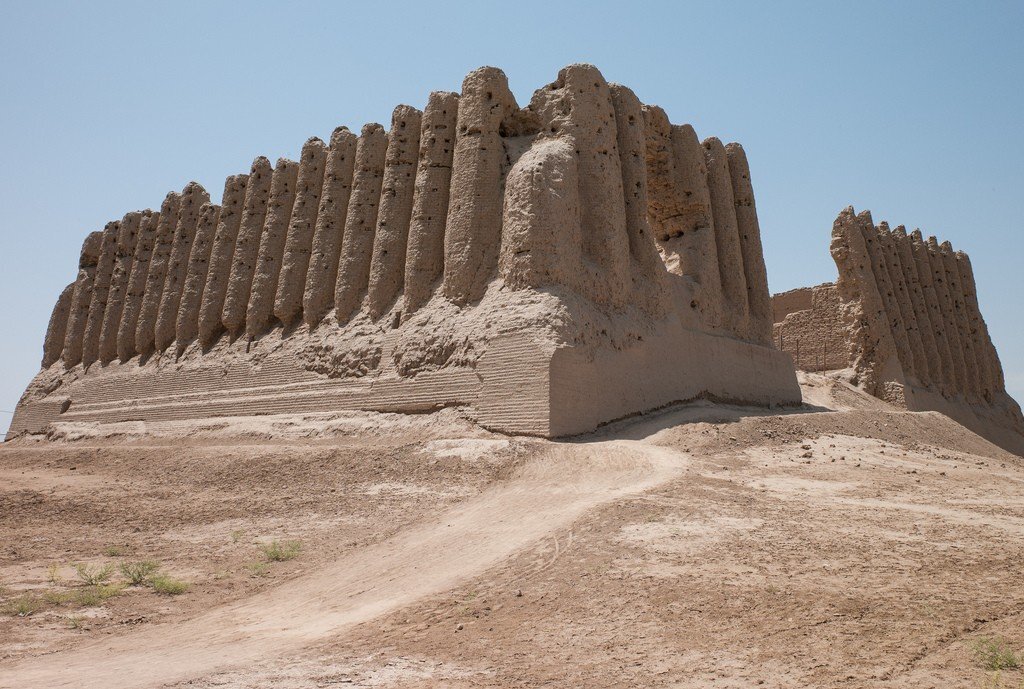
(773, 207, 1024, 454)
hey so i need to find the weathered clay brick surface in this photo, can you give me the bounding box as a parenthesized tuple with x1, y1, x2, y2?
(774, 207, 1024, 453)
(15, 65, 805, 441)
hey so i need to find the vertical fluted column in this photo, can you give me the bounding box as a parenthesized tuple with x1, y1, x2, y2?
(403, 92, 458, 318)
(531, 64, 630, 307)
(861, 222, 913, 379)
(246, 158, 299, 338)
(42, 283, 76, 367)
(499, 138, 582, 291)
(136, 192, 182, 358)
(640, 106, 684, 242)
(175, 202, 222, 352)
(197, 175, 249, 346)
(610, 84, 665, 316)
(335, 123, 388, 323)
(892, 225, 942, 387)
(640, 105, 701, 322)
(303, 127, 358, 327)
(117, 209, 160, 361)
(877, 225, 929, 387)
(703, 137, 749, 338)
(443, 67, 518, 305)
(81, 220, 121, 367)
(367, 105, 423, 320)
(671, 123, 723, 330)
(197, 173, 249, 347)
(926, 236, 968, 396)
(955, 251, 1001, 398)
(156, 182, 209, 352)
(222, 157, 274, 337)
(725, 143, 772, 345)
(940, 241, 981, 400)
(62, 231, 104, 368)
(909, 230, 955, 395)
(274, 138, 328, 327)
(830, 208, 900, 398)
(98, 212, 142, 364)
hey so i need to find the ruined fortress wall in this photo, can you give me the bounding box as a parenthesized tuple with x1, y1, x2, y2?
(771, 283, 847, 372)
(12, 64, 798, 440)
(772, 287, 813, 324)
(773, 206, 1024, 454)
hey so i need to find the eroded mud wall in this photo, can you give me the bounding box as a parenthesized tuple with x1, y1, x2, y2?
(23, 63, 798, 441)
(776, 205, 1024, 453)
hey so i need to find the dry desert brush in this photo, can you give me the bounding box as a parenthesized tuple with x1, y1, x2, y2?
(260, 539, 302, 562)
(974, 637, 1021, 671)
(74, 562, 115, 586)
(150, 574, 189, 596)
(120, 560, 160, 586)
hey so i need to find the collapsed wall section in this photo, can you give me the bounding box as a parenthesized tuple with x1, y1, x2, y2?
(771, 283, 847, 372)
(12, 64, 799, 441)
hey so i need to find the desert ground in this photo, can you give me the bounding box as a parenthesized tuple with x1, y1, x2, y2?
(1, 372, 1022, 688)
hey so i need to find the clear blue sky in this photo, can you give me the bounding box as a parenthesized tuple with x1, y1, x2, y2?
(1, 1, 1022, 435)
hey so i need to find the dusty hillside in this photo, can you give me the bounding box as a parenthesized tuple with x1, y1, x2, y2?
(1, 374, 1022, 688)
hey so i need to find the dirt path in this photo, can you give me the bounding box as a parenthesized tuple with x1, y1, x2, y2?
(0, 439, 687, 689)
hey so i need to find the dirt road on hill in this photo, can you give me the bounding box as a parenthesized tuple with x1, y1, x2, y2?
(0, 440, 687, 688)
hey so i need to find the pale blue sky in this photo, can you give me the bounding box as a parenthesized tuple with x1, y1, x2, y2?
(1, 1, 1022, 435)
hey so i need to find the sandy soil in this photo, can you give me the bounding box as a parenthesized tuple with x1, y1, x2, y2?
(1, 373, 1022, 688)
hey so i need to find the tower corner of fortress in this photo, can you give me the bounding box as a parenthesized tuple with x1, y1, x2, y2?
(10, 63, 801, 441)
(774, 205, 1024, 456)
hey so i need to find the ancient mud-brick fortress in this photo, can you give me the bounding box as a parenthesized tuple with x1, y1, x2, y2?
(774, 207, 1024, 454)
(11, 65, 801, 438)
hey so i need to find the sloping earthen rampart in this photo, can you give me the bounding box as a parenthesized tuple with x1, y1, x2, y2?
(12, 64, 800, 439)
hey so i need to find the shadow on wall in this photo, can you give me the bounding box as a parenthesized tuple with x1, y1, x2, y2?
(576, 394, 833, 443)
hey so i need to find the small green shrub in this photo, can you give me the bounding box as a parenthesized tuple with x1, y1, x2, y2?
(42, 589, 76, 606)
(150, 575, 188, 596)
(74, 562, 115, 586)
(47, 564, 62, 585)
(974, 637, 1021, 671)
(246, 562, 270, 578)
(104, 545, 128, 557)
(260, 540, 302, 562)
(4, 595, 44, 617)
(231, 529, 246, 543)
(75, 584, 122, 607)
(66, 615, 85, 629)
(120, 560, 160, 586)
